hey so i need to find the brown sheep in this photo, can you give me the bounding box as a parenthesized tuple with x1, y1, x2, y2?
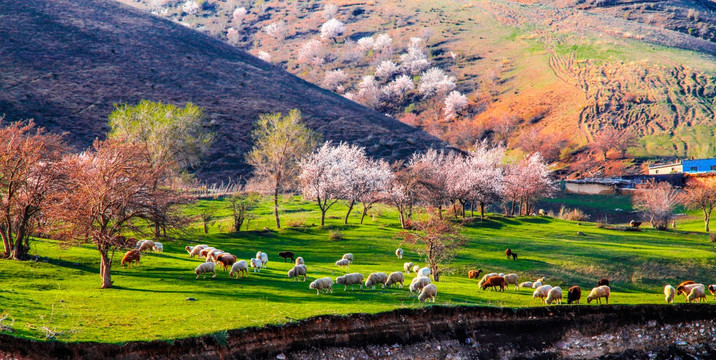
(216, 254, 237, 271)
(481, 276, 505, 291)
(468, 269, 483, 280)
(138, 240, 155, 252)
(567, 286, 581, 304)
(597, 278, 609, 287)
(676, 281, 696, 296)
(199, 247, 216, 258)
(505, 248, 512, 259)
(121, 249, 141, 267)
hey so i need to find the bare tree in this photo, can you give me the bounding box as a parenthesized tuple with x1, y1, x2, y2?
(589, 126, 635, 161)
(633, 180, 681, 230)
(682, 176, 716, 232)
(246, 109, 318, 229)
(228, 191, 259, 232)
(397, 215, 467, 281)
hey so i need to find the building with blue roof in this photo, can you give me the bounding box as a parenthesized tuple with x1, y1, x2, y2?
(682, 158, 716, 174)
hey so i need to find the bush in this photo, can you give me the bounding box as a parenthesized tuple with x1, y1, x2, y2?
(710, 233, 716, 242)
(286, 216, 308, 228)
(329, 230, 343, 240)
(558, 205, 589, 221)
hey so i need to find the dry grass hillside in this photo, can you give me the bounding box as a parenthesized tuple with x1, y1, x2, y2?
(120, 0, 716, 168)
(0, 0, 447, 182)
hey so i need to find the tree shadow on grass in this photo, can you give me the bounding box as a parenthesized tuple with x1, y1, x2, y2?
(519, 217, 550, 224)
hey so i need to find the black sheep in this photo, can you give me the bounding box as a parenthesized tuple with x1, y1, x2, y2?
(278, 251, 295, 263)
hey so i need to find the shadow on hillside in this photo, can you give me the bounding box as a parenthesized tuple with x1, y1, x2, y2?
(519, 217, 550, 224)
(46, 257, 97, 274)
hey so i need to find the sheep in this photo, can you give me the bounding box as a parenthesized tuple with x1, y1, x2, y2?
(365, 272, 388, 289)
(189, 245, 208, 258)
(199, 247, 216, 258)
(195, 262, 216, 279)
(309, 277, 334, 295)
(207, 250, 225, 263)
(335, 259, 350, 268)
(250, 258, 262, 273)
(532, 276, 547, 289)
(482, 276, 505, 291)
(295, 257, 305, 266)
(478, 273, 499, 288)
(336, 273, 364, 290)
(229, 260, 249, 279)
(567, 286, 581, 304)
(138, 240, 155, 252)
(708, 285, 716, 299)
(412, 265, 420, 273)
(418, 284, 437, 303)
(216, 254, 237, 271)
(278, 251, 295, 263)
(677, 283, 704, 297)
(410, 276, 431, 293)
(675, 281, 696, 295)
(342, 253, 353, 263)
(533, 285, 553, 302)
(511, 252, 518, 261)
(664, 285, 675, 304)
(597, 278, 609, 287)
(587, 285, 610, 304)
(256, 252, 269, 268)
(385, 272, 405, 288)
(417, 267, 431, 278)
(185, 245, 194, 255)
(395, 248, 403, 259)
(505, 248, 512, 259)
(404, 262, 414, 273)
(503, 274, 519, 290)
(152, 242, 163, 252)
(288, 264, 308, 282)
(468, 269, 483, 280)
(121, 249, 141, 267)
(629, 220, 642, 228)
(519, 281, 534, 288)
(135, 239, 149, 249)
(687, 286, 707, 303)
(545, 286, 563, 305)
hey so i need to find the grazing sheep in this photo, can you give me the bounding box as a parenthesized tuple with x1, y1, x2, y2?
(533, 285, 553, 302)
(412, 265, 420, 273)
(216, 254, 237, 271)
(404, 262, 414, 273)
(336, 273, 364, 290)
(185, 245, 194, 255)
(385, 272, 405, 288)
(687, 286, 707, 303)
(121, 249, 141, 267)
(418, 284, 437, 303)
(664, 285, 675, 304)
(365, 272, 389, 289)
(229, 260, 249, 279)
(295, 257, 305, 266)
(478, 273, 499, 288)
(675, 281, 696, 295)
(335, 259, 350, 268)
(708, 285, 716, 299)
(520, 281, 534, 288)
(417, 267, 431, 278)
(195, 262, 216, 279)
(135, 239, 148, 249)
(587, 285, 610, 304)
(207, 250, 225, 263)
(256, 252, 269, 268)
(152, 242, 163, 252)
(410, 276, 431, 293)
(309, 277, 334, 295)
(503, 274, 519, 290)
(482, 276, 506, 291)
(546, 286, 563, 305)
(250, 258, 262, 273)
(468, 269, 483, 280)
(138, 240, 155, 252)
(511, 252, 518, 261)
(629, 220, 642, 228)
(342, 253, 353, 263)
(199, 247, 216, 258)
(532, 277, 547, 289)
(567, 286, 581, 304)
(189, 245, 208, 258)
(505, 248, 512, 259)
(395, 248, 403, 259)
(288, 264, 308, 282)
(597, 278, 610, 287)
(278, 251, 295, 263)
(677, 283, 705, 297)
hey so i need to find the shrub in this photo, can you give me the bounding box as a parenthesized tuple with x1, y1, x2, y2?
(286, 216, 308, 228)
(558, 205, 589, 221)
(710, 233, 716, 242)
(329, 230, 344, 240)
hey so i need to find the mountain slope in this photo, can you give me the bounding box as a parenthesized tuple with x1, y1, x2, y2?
(0, 0, 447, 182)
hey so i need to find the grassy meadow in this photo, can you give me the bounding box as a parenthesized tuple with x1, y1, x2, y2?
(0, 195, 714, 343)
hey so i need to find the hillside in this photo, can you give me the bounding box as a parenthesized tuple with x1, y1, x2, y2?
(119, 0, 716, 166)
(0, 0, 447, 182)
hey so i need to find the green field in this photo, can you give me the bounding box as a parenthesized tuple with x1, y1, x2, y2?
(0, 197, 714, 343)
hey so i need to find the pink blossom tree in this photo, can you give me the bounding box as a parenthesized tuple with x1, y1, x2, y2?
(400, 37, 431, 75)
(322, 69, 348, 92)
(320, 18, 345, 43)
(410, 149, 458, 218)
(443, 90, 468, 120)
(342, 157, 393, 224)
(382, 74, 415, 103)
(232, 7, 247, 25)
(297, 39, 325, 65)
(356, 75, 381, 109)
(503, 153, 555, 216)
(375, 60, 400, 81)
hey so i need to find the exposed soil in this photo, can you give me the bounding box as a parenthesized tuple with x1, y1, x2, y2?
(0, 304, 714, 359)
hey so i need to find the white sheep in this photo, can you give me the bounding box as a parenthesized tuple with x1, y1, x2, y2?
(533, 285, 553, 302)
(687, 286, 707, 303)
(679, 283, 705, 297)
(342, 253, 353, 263)
(295, 257, 305, 266)
(412, 265, 420, 273)
(503, 274, 519, 291)
(478, 273, 498, 288)
(250, 258, 262, 273)
(403, 262, 414, 273)
(365, 272, 389, 289)
(519, 281, 533, 288)
(545, 286, 562, 305)
(189, 244, 208, 257)
(587, 285, 610, 304)
(664, 285, 675, 304)
(417, 267, 431, 278)
(137, 239, 155, 252)
(385, 271, 405, 288)
(153, 242, 163, 252)
(288, 264, 307, 282)
(336, 273, 364, 290)
(229, 260, 249, 279)
(532, 281, 543, 289)
(309, 277, 334, 295)
(395, 248, 403, 259)
(256, 251, 269, 268)
(135, 239, 149, 249)
(418, 284, 437, 303)
(194, 262, 216, 279)
(207, 250, 225, 263)
(198, 247, 216, 258)
(409, 276, 431, 293)
(335, 259, 350, 268)
(185, 245, 194, 255)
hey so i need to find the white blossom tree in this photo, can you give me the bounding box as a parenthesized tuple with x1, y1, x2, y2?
(322, 69, 348, 92)
(372, 33, 394, 58)
(232, 7, 247, 25)
(400, 37, 431, 75)
(443, 90, 468, 120)
(375, 60, 400, 81)
(410, 149, 458, 218)
(263, 21, 287, 41)
(418, 67, 456, 97)
(357, 36, 375, 51)
(182, 0, 199, 15)
(227, 27, 240, 46)
(382, 74, 415, 102)
(356, 75, 381, 109)
(257, 50, 272, 63)
(297, 39, 325, 65)
(320, 18, 345, 43)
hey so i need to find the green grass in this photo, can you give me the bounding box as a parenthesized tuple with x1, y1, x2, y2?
(0, 197, 714, 343)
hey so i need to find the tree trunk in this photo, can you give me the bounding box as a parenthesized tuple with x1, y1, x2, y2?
(398, 210, 406, 229)
(99, 249, 113, 289)
(705, 214, 710, 232)
(1, 231, 12, 258)
(437, 205, 443, 219)
(153, 220, 160, 239)
(273, 186, 281, 229)
(12, 238, 25, 260)
(344, 200, 355, 225)
(480, 202, 485, 220)
(203, 221, 208, 234)
(431, 265, 440, 282)
(320, 209, 326, 227)
(360, 203, 369, 224)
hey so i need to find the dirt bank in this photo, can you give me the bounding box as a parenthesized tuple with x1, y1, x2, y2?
(0, 304, 714, 359)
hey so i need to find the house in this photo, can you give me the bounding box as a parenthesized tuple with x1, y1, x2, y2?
(565, 178, 632, 195)
(647, 161, 682, 175)
(682, 158, 716, 174)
